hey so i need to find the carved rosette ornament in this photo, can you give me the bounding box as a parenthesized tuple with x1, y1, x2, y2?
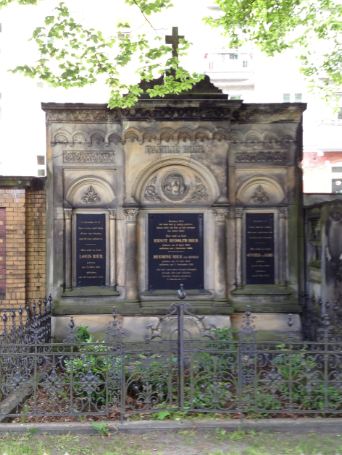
(162, 172, 189, 201)
(250, 185, 269, 204)
(140, 168, 213, 205)
(81, 186, 101, 204)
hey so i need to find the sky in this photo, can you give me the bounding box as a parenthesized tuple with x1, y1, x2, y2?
(0, 0, 227, 175)
(0, 1, 340, 177)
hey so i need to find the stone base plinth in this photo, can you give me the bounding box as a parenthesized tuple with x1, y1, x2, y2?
(52, 314, 232, 342)
(231, 313, 302, 341)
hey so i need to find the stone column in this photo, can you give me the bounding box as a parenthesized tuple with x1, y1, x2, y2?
(109, 209, 116, 289)
(124, 208, 139, 301)
(64, 208, 72, 290)
(279, 207, 288, 285)
(213, 208, 227, 298)
(235, 208, 243, 287)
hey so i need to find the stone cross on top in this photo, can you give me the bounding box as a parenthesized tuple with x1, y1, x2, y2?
(165, 27, 184, 58)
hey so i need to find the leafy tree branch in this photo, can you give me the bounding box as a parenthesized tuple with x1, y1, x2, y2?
(2, 0, 341, 106)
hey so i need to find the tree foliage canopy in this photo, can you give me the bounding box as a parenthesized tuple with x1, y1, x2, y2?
(1, 0, 341, 107)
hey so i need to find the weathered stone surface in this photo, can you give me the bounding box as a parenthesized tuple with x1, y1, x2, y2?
(42, 76, 306, 339)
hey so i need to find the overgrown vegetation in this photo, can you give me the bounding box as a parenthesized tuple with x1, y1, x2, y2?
(19, 326, 342, 418)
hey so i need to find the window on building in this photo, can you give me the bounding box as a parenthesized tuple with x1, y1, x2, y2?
(332, 179, 342, 193)
(283, 93, 290, 102)
(38, 169, 46, 177)
(295, 93, 302, 101)
(337, 107, 342, 120)
(229, 53, 238, 60)
(37, 155, 45, 165)
(242, 60, 248, 68)
(230, 95, 242, 100)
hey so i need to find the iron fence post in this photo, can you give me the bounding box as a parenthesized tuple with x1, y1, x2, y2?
(177, 303, 185, 411)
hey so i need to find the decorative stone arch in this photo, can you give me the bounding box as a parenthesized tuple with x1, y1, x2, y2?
(107, 132, 122, 144)
(213, 128, 229, 142)
(72, 131, 88, 144)
(229, 130, 244, 143)
(160, 128, 176, 143)
(176, 128, 193, 143)
(53, 129, 71, 144)
(90, 130, 105, 145)
(194, 127, 212, 142)
(123, 127, 143, 144)
(142, 129, 158, 144)
(133, 157, 220, 206)
(263, 132, 278, 143)
(245, 130, 262, 143)
(236, 176, 285, 205)
(65, 176, 116, 207)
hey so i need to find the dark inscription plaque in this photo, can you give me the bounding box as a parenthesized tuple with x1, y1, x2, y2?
(148, 213, 204, 290)
(246, 213, 274, 284)
(76, 214, 106, 287)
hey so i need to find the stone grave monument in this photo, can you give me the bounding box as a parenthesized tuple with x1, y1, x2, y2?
(43, 29, 306, 340)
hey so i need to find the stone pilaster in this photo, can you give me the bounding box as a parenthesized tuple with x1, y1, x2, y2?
(109, 209, 117, 289)
(64, 208, 72, 290)
(279, 207, 288, 284)
(235, 208, 244, 287)
(124, 208, 139, 300)
(213, 208, 227, 298)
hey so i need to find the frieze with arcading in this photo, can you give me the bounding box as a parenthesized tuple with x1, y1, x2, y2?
(63, 150, 115, 164)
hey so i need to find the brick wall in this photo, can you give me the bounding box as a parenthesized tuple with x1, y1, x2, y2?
(0, 187, 26, 310)
(0, 208, 5, 298)
(26, 188, 46, 300)
(0, 178, 46, 314)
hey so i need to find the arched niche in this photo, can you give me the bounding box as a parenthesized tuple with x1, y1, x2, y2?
(133, 157, 220, 206)
(236, 177, 285, 205)
(65, 177, 115, 207)
(53, 129, 71, 144)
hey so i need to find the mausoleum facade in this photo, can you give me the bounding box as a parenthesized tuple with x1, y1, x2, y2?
(43, 78, 306, 339)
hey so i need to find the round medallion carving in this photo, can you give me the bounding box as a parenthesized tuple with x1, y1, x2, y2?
(161, 172, 189, 201)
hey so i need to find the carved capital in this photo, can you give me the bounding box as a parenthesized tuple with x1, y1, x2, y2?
(108, 209, 117, 220)
(64, 208, 72, 221)
(279, 207, 288, 219)
(123, 208, 139, 222)
(213, 208, 227, 223)
(235, 208, 244, 219)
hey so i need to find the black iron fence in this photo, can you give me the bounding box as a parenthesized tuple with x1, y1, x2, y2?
(0, 296, 52, 345)
(1, 298, 342, 421)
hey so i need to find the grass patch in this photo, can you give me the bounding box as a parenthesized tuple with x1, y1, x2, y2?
(0, 430, 341, 454)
